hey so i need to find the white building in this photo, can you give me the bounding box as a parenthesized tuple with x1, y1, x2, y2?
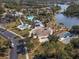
(29, 27, 53, 43)
(34, 20, 44, 28)
(58, 32, 73, 44)
(17, 19, 31, 30)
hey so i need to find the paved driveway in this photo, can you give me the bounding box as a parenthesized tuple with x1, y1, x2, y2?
(0, 28, 19, 59)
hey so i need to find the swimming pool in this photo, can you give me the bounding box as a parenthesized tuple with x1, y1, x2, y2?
(27, 16, 34, 21)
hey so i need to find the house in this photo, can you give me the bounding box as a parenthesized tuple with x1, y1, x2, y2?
(58, 32, 73, 44)
(17, 19, 31, 30)
(29, 27, 53, 43)
(11, 11, 24, 17)
(2, 10, 24, 20)
(34, 20, 44, 28)
(17, 24, 31, 30)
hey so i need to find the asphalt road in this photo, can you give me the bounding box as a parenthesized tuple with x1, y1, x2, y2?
(0, 28, 19, 59)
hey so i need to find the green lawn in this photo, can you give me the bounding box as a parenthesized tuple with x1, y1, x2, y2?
(5, 20, 30, 37)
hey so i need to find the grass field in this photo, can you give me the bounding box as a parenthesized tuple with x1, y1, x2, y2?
(4, 20, 30, 37)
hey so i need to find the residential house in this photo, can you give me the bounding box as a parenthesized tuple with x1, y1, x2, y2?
(34, 20, 44, 28)
(29, 27, 53, 43)
(58, 32, 73, 44)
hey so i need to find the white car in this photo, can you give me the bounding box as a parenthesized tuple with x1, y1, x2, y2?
(11, 43, 15, 48)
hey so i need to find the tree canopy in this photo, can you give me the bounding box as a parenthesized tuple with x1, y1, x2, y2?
(69, 25, 79, 34)
(64, 4, 79, 17)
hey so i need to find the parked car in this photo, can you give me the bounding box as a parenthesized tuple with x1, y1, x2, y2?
(16, 40, 26, 54)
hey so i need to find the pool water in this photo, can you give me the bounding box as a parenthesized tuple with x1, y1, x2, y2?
(27, 16, 34, 21)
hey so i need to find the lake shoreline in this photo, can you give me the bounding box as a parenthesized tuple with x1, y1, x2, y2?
(55, 4, 79, 29)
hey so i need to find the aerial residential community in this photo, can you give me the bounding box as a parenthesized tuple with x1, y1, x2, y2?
(0, 0, 79, 59)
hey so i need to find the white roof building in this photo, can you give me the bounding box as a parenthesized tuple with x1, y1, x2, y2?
(17, 24, 31, 30)
(29, 27, 53, 43)
(34, 20, 44, 28)
(58, 32, 73, 44)
(17, 19, 31, 30)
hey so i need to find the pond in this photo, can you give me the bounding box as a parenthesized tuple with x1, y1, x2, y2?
(55, 4, 79, 29)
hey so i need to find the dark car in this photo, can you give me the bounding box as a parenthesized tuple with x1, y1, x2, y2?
(16, 40, 26, 54)
(17, 44, 25, 54)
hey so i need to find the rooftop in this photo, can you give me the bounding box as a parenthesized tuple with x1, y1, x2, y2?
(32, 27, 53, 37)
(58, 32, 72, 38)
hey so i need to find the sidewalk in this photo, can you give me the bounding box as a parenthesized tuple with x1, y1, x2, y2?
(7, 29, 25, 39)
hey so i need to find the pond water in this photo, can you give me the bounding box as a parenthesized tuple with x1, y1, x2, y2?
(55, 4, 79, 29)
